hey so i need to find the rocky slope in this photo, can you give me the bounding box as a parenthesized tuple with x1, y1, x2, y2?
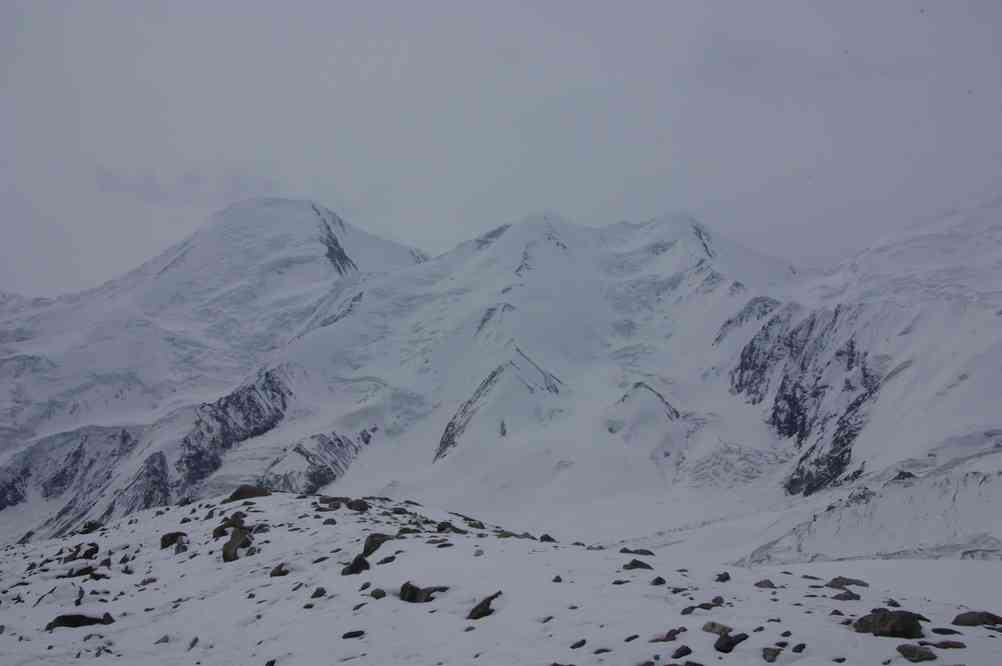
(1, 489, 1000, 665)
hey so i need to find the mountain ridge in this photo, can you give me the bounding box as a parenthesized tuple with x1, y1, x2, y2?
(1, 196, 1000, 568)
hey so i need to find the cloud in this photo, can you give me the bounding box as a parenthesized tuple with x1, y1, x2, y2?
(1, 1, 1000, 294)
(95, 165, 282, 208)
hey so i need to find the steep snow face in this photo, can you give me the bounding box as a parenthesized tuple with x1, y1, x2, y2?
(0, 198, 424, 456)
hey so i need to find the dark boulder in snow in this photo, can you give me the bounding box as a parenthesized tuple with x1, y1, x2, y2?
(952, 610, 1002, 626)
(853, 609, 925, 638)
(399, 581, 448, 603)
(160, 532, 187, 549)
(467, 590, 503, 620)
(46, 613, 114, 631)
(223, 485, 271, 503)
(341, 554, 370, 576)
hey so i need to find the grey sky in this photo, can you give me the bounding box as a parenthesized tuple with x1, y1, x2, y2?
(2, 1, 1001, 295)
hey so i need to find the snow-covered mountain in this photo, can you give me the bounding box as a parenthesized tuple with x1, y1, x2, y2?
(1, 196, 1000, 571)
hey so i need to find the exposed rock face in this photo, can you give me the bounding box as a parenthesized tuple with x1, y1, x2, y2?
(435, 347, 562, 461)
(259, 432, 367, 495)
(730, 303, 886, 495)
(311, 204, 359, 276)
(176, 369, 292, 489)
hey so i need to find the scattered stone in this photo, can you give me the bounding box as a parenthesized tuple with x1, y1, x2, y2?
(155, 635, 169, 644)
(702, 621, 732, 636)
(399, 581, 448, 603)
(362, 533, 393, 558)
(715, 572, 731, 582)
(792, 643, 806, 653)
(714, 632, 749, 653)
(467, 591, 503, 620)
(552, 575, 562, 583)
(897, 644, 936, 662)
(311, 587, 326, 599)
(370, 589, 386, 600)
(671, 645, 692, 659)
(650, 627, 686, 643)
(341, 555, 370, 576)
(651, 576, 666, 586)
(833, 589, 861, 601)
(269, 563, 290, 577)
(222, 527, 251, 563)
(623, 559, 653, 571)
(160, 532, 187, 550)
(826, 576, 869, 590)
(754, 579, 777, 589)
(570, 639, 586, 649)
(539, 534, 556, 543)
(762, 646, 782, 662)
(620, 547, 655, 556)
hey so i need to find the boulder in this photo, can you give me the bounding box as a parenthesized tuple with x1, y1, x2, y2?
(223, 485, 270, 503)
(362, 533, 393, 558)
(46, 613, 114, 631)
(341, 554, 370, 576)
(714, 632, 748, 653)
(467, 591, 503, 620)
(222, 527, 251, 563)
(399, 581, 448, 603)
(897, 644, 936, 662)
(623, 559, 653, 571)
(952, 610, 1002, 626)
(160, 532, 187, 550)
(853, 609, 925, 639)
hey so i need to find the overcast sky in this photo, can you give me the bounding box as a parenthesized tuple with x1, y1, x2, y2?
(3, 1, 1001, 295)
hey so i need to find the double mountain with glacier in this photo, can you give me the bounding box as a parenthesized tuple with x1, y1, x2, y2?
(1, 196, 1000, 562)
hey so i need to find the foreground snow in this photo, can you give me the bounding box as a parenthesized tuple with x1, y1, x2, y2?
(2, 490, 999, 665)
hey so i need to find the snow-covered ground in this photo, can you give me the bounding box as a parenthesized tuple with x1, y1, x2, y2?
(2, 489, 999, 665)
